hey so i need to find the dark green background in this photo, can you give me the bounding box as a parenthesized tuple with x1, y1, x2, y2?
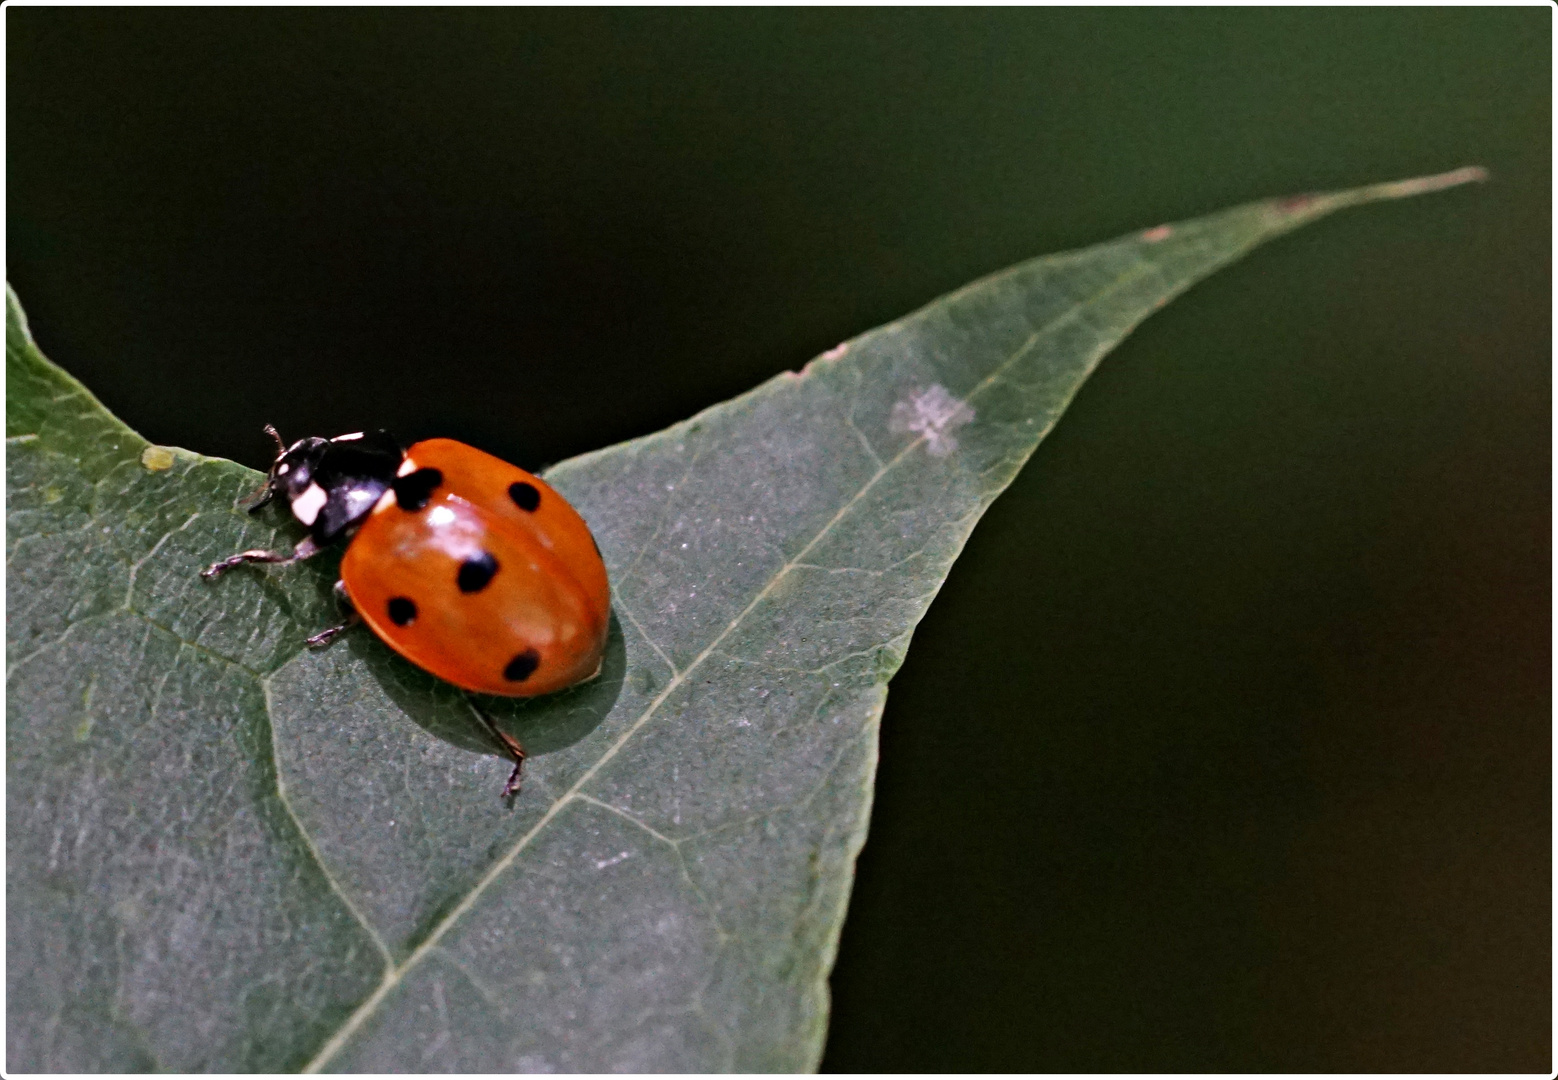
(8, 8, 1549, 1071)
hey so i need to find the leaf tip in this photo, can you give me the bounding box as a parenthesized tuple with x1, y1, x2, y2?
(1374, 164, 1490, 199)
(1262, 165, 1488, 232)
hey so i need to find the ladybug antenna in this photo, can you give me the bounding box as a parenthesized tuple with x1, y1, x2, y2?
(238, 424, 287, 514)
(263, 424, 286, 460)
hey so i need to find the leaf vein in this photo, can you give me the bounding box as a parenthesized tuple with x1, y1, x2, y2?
(123, 510, 203, 607)
(574, 794, 733, 942)
(616, 426, 711, 585)
(260, 678, 397, 972)
(300, 243, 1169, 1071)
(614, 599, 679, 677)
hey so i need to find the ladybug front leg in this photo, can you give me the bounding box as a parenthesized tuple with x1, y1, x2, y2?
(468, 699, 528, 799)
(305, 580, 360, 648)
(201, 535, 321, 580)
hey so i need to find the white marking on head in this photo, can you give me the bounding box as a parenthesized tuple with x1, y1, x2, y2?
(888, 384, 976, 457)
(333, 431, 364, 441)
(344, 488, 377, 515)
(372, 488, 397, 514)
(291, 482, 329, 526)
(397, 457, 418, 477)
(427, 505, 457, 527)
(276, 462, 290, 475)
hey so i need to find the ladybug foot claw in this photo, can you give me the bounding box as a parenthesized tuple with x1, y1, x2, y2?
(200, 558, 241, 581)
(305, 618, 356, 648)
(468, 701, 527, 800)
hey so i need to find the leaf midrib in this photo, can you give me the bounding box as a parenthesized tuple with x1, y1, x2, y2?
(298, 247, 1168, 1072)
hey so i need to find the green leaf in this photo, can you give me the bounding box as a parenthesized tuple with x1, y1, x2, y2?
(6, 168, 1483, 1072)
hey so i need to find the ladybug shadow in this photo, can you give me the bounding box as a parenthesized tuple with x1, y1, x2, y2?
(348, 609, 626, 760)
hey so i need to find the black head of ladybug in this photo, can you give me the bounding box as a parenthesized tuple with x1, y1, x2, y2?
(248, 426, 404, 545)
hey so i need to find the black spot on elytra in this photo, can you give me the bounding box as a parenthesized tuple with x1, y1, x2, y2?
(387, 597, 417, 626)
(392, 468, 443, 511)
(457, 551, 499, 593)
(504, 648, 541, 682)
(508, 481, 541, 512)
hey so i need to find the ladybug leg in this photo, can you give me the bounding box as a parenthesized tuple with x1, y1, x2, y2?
(468, 699, 528, 799)
(305, 580, 360, 648)
(200, 535, 321, 581)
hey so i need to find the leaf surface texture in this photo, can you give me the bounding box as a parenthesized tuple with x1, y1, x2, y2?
(5, 170, 1481, 1071)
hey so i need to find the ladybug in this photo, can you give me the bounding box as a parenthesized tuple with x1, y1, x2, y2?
(202, 426, 611, 796)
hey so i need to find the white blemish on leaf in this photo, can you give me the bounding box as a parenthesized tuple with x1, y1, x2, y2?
(821, 342, 848, 361)
(1141, 224, 1173, 243)
(594, 851, 632, 870)
(888, 384, 975, 457)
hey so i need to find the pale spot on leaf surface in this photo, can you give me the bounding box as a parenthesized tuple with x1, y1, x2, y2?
(888, 384, 975, 457)
(140, 445, 176, 471)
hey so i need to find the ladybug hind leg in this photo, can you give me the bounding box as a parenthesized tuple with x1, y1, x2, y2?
(200, 535, 321, 581)
(305, 580, 360, 648)
(467, 698, 528, 800)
